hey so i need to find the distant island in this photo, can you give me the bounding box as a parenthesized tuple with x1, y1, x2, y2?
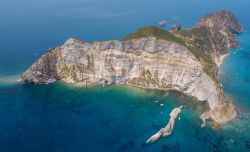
(21, 10, 243, 125)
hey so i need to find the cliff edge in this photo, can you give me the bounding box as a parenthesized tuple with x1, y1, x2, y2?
(21, 10, 243, 125)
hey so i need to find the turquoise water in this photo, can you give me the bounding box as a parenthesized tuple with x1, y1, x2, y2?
(0, 0, 250, 151)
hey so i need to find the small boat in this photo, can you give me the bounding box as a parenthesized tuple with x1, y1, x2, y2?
(159, 20, 167, 26)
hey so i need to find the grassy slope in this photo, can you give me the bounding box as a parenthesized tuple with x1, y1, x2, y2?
(122, 26, 218, 83)
(123, 26, 184, 44)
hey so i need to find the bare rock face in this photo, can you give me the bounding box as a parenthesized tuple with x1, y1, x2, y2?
(22, 48, 60, 84)
(22, 10, 242, 125)
(21, 37, 236, 124)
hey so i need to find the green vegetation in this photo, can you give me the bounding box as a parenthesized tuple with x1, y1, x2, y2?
(122, 26, 218, 83)
(177, 26, 214, 54)
(174, 27, 218, 83)
(123, 26, 184, 44)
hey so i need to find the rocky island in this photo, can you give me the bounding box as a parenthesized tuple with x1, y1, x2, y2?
(146, 106, 183, 143)
(21, 10, 243, 125)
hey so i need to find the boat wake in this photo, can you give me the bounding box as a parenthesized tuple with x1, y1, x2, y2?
(52, 9, 130, 20)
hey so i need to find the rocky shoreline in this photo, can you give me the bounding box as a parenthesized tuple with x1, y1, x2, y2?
(21, 10, 243, 125)
(216, 53, 228, 68)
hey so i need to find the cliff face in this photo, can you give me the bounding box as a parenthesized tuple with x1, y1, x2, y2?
(22, 10, 242, 124)
(23, 37, 221, 108)
(22, 48, 61, 84)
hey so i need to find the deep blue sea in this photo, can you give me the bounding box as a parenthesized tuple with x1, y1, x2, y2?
(0, 0, 250, 151)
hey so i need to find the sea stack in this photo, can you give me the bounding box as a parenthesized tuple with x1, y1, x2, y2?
(146, 106, 182, 143)
(21, 10, 243, 125)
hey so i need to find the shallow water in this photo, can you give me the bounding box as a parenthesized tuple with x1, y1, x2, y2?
(0, 0, 250, 151)
(0, 83, 236, 151)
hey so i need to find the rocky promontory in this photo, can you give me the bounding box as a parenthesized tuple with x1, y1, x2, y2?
(21, 10, 242, 125)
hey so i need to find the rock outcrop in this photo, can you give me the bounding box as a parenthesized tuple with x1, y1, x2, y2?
(146, 106, 182, 143)
(171, 24, 182, 31)
(22, 10, 242, 125)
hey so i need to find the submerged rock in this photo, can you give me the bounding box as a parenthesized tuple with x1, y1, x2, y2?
(200, 111, 211, 128)
(22, 10, 242, 125)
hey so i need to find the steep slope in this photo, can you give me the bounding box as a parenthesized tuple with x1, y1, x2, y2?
(175, 10, 243, 66)
(22, 10, 243, 125)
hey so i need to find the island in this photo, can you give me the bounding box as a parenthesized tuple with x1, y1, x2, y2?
(21, 10, 243, 125)
(146, 106, 183, 143)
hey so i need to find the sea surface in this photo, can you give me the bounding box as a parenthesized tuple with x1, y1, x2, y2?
(0, 0, 250, 151)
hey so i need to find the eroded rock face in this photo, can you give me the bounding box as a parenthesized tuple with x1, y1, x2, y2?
(22, 10, 241, 124)
(21, 37, 235, 124)
(22, 48, 60, 84)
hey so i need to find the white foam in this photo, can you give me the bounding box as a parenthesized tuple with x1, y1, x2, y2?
(0, 75, 22, 86)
